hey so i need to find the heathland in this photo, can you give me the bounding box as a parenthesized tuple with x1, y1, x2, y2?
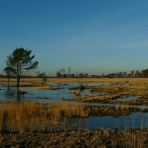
(0, 78, 147, 147)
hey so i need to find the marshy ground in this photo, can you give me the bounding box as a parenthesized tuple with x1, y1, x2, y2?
(0, 78, 148, 147)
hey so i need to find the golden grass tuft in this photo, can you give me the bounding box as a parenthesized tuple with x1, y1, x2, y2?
(0, 102, 90, 132)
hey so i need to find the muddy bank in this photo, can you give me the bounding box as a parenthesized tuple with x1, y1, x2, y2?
(0, 129, 147, 147)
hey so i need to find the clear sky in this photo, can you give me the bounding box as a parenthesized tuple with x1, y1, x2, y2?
(0, 0, 148, 75)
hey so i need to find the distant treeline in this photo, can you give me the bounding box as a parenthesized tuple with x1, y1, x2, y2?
(104, 69, 148, 78)
(1, 69, 148, 78)
(56, 69, 148, 78)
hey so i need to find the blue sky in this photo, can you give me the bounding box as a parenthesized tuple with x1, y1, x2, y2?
(0, 0, 148, 75)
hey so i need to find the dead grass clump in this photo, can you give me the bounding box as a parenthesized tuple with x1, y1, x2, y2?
(0, 102, 90, 132)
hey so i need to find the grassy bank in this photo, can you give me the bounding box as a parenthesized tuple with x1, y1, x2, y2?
(0, 102, 147, 133)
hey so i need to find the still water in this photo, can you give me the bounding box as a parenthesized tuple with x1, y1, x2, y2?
(64, 112, 148, 129)
(0, 82, 147, 129)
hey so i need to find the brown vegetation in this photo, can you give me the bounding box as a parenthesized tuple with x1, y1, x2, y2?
(69, 79, 148, 106)
(0, 102, 147, 133)
(0, 129, 147, 147)
(0, 102, 90, 132)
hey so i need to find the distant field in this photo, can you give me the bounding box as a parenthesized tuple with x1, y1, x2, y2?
(1, 77, 148, 84)
(47, 78, 148, 83)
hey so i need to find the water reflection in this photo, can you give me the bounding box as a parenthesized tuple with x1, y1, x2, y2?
(0, 86, 75, 102)
(0, 84, 148, 110)
(0, 86, 16, 101)
(65, 112, 148, 129)
(0, 81, 109, 102)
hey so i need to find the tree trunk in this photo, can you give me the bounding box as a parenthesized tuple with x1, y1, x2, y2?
(17, 75, 20, 101)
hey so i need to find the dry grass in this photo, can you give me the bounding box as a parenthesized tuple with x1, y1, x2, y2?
(89, 83, 148, 95)
(0, 101, 147, 133)
(0, 102, 147, 147)
(74, 94, 120, 102)
(0, 102, 90, 132)
(0, 78, 147, 147)
(0, 78, 44, 87)
(47, 77, 148, 83)
(71, 82, 148, 105)
(80, 80, 148, 105)
(2, 77, 148, 84)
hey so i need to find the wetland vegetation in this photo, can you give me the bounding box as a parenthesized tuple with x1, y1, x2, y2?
(0, 77, 148, 147)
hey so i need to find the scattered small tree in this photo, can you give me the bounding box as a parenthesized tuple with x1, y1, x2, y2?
(4, 48, 38, 97)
